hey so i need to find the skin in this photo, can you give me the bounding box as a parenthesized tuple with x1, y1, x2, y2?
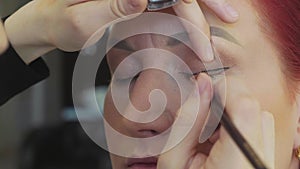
(104, 0, 300, 169)
(0, 21, 8, 54)
(1, 0, 238, 63)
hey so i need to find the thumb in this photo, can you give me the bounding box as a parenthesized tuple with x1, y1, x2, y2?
(110, 0, 148, 17)
(68, 0, 147, 16)
(62, 0, 148, 47)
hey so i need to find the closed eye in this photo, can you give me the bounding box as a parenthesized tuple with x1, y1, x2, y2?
(113, 72, 141, 83)
(193, 67, 230, 78)
(112, 67, 230, 84)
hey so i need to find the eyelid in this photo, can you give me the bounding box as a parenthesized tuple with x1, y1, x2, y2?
(193, 67, 230, 77)
(114, 72, 141, 82)
(178, 66, 231, 80)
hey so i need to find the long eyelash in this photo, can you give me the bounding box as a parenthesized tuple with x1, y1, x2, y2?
(192, 66, 230, 76)
(105, 67, 230, 84)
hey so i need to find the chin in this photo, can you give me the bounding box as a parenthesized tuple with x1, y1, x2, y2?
(110, 123, 221, 169)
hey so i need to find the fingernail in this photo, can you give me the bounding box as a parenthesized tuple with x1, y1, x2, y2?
(120, 0, 144, 15)
(225, 4, 239, 18)
(203, 45, 214, 62)
(183, 0, 193, 4)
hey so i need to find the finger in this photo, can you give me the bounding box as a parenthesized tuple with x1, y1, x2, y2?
(65, 0, 147, 46)
(261, 111, 275, 169)
(0, 20, 8, 54)
(183, 0, 193, 3)
(201, 0, 239, 22)
(173, 0, 214, 62)
(183, 0, 239, 23)
(68, 0, 148, 17)
(110, 0, 147, 17)
(189, 153, 207, 169)
(158, 73, 213, 169)
(65, 0, 90, 6)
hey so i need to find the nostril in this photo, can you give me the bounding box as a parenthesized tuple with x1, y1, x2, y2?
(137, 129, 159, 138)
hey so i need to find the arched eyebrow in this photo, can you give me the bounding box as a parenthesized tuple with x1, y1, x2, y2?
(210, 26, 241, 45)
(112, 26, 240, 51)
(168, 26, 241, 46)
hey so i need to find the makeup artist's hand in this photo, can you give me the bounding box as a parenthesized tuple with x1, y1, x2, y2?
(0, 20, 8, 54)
(157, 75, 275, 169)
(173, 0, 239, 61)
(4, 0, 149, 64)
(3, 0, 238, 64)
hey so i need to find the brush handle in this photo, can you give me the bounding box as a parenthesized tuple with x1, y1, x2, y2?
(220, 112, 268, 169)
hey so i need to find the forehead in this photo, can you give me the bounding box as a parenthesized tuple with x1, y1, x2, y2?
(106, 32, 202, 69)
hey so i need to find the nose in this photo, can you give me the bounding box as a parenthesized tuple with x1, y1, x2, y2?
(121, 69, 181, 138)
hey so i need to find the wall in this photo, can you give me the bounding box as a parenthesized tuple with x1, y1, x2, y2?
(0, 1, 64, 168)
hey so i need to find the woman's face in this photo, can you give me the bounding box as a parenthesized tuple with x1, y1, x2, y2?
(103, 0, 299, 168)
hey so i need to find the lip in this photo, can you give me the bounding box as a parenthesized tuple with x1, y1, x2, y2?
(127, 157, 158, 169)
(125, 124, 221, 169)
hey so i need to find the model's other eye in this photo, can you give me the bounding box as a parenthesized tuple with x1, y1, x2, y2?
(114, 72, 141, 83)
(197, 67, 230, 78)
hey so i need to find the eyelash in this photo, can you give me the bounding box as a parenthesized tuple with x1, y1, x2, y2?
(113, 66, 230, 84)
(190, 66, 230, 79)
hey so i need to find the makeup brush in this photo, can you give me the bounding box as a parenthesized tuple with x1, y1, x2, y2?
(212, 97, 268, 169)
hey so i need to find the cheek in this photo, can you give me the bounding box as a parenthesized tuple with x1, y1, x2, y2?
(109, 154, 127, 169)
(236, 58, 297, 168)
(103, 91, 128, 168)
(103, 89, 124, 131)
(262, 85, 296, 168)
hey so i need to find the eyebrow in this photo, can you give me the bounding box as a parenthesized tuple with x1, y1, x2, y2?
(210, 26, 240, 45)
(112, 26, 240, 51)
(169, 26, 240, 45)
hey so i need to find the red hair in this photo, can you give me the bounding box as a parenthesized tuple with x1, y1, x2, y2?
(254, 0, 300, 87)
